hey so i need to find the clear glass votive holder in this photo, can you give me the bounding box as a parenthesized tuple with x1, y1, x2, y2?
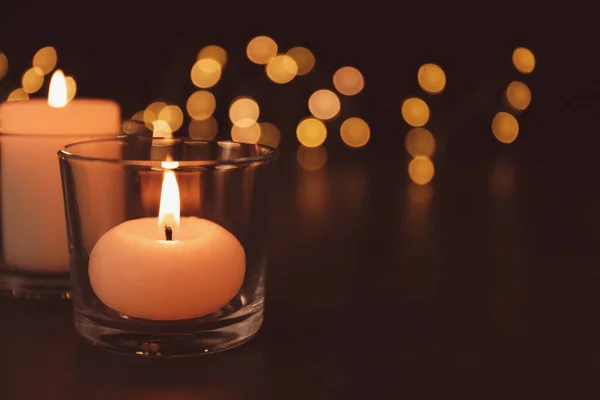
(58, 136, 278, 356)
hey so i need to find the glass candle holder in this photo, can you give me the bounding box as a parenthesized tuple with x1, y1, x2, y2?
(58, 135, 278, 356)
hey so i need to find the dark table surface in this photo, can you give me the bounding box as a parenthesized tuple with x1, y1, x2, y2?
(0, 131, 597, 399)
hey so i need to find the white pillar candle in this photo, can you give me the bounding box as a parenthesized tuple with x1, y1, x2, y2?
(0, 70, 121, 273)
(88, 163, 246, 321)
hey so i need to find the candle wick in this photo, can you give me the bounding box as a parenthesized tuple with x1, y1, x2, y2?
(164, 225, 173, 241)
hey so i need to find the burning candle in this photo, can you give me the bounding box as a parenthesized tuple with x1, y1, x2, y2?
(88, 161, 246, 321)
(0, 70, 121, 273)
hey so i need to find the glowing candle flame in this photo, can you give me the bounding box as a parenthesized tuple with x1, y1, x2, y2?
(48, 70, 68, 108)
(158, 161, 180, 240)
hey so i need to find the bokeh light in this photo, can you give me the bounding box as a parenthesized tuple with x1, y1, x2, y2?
(65, 76, 77, 102)
(197, 45, 227, 68)
(32, 46, 57, 75)
(246, 36, 278, 65)
(405, 128, 436, 157)
(21, 67, 44, 94)
(512, 47, 535, 74)
(189, 117, 218, 140)
(492, 112, 519, 144)
(333, 66, 364, 96)
(297, 117, 327, 147)
(266, 55, 298, 84)
(229, 97, 260, 127)
(231, 122, 260, 144)
(152, 120, 172, 138)
(286, 47, 315, 75)
(340, 117, 370, 148)
(417, 63, 446, 94)
(297, 145, 327, 172)
(258, 122, 281, 148)
(308, 89, 340, 120)
(506, 81, 531, 110)
(186, 90, 216, 120)
(7, 88, 29, 102)
(131, 110, 145, 121)
(408, 156, 435, 185)
(0, 52, 8, 81)
(191, 58, 221, 88)
(158, 105, 184, 132)
(401, 97, 430, 127)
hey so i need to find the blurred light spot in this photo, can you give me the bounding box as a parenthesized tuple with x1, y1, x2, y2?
(191, 58, 221, 88)
(417, 63, 446, 94)
(7, 88, 29, 102)
(131, 111, 145, 121)
(340, 117, 370, 148)
(308, 89, 340, 120)
(408, 182, 433, 205)
(266, 55, 298, 84)
(492, 112, 519, 144)
(512, 47, 535, 73)
(152, 120, 172, 138)
(0, 52, 8, 80)
(22, 67, 44, 94)
(286, 47, 315, 75)
(143, 101, 167, 129)
(333, 66, 364, 96)
(231, 122, 260, 144)
(158, 105, 184, 132)
(408, 156, 435, 185)
(402, 97, 430, 127)
(186, 90, 216, 120)
(32, 46, 57, 75)
(246, 36, 278, 64)
(405, 128, 435, 157)
(189, 117, 218, 140)
(229, 97, 259, 127)
(297, 117, 327, 147)
(65, 76, 76, 102)
(198, 45, 227, 68)
(506, 81, 531, 110)
(258, 122, 281, 148)
(297, 145, 327, 172)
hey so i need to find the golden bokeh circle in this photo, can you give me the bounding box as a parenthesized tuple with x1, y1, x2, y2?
(512, 47, 535, 74)
(0, 52, 8, 80)
(33, 46, 57, 75)
(158, 105, 184, 132)
(191, 59, 222, 88)
(229, 97, 260, 128)
(266, 55, 298, 84)
(297, 118, 327, 147)
(21, 67, 44, 94)
(340, 117, 370, 148)
(401, 97, 430, 127)
(143, 101, 167, 130)
(198, 45, 227, 68)
(506, 81, 531, 110)
(286, 47, 315, 76)
(492, 112, 519, 144)
(405, 128, 436, 158)
(231, 122, 261, 144)
(408, 156, 435, 185)
(65, 76, 77, 102)
(333, 66, 364, 96)
(189, 117, 218, 140)
(417, 63, 446, 94)
(186, 90, 216, 120)
(258, 122, 281, 148)
(7, 88, 29, 102)
(246, 36, 278, 65)
(308, 89, 341, 120)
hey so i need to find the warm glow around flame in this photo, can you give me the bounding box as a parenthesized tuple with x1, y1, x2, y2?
(48, 70, 68, 108)
(158, 163, 180, 240)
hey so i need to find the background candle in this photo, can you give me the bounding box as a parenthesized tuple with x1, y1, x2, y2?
(0, 70, 121, 273)
(88, 166, 246, 321)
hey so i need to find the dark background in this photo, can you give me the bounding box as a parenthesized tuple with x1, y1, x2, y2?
(1, 1, 598, 399)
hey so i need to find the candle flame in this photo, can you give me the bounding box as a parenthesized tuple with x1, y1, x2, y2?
(48, 70, 68, 108)
(158, 162, 180, 240)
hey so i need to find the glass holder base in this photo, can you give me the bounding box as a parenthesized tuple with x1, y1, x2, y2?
(0, 270, 71, 299)
(75, 308, 263, 357)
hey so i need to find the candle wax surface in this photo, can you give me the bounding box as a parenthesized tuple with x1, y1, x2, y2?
(88, 217, 246, 321)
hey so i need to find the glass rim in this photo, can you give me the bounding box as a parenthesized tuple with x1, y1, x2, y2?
(57, 136, 279, 167)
